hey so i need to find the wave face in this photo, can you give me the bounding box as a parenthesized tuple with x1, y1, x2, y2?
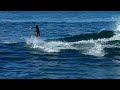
(58, 30, 115, 42)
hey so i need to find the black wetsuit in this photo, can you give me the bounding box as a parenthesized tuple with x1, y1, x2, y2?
(35, 26, 40, 37)
(31, 25, 40, 37)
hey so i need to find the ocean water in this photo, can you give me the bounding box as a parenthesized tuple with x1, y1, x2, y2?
(1, 11, 120, 79)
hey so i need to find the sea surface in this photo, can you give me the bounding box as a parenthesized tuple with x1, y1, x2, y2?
(1, 11, 120, 79)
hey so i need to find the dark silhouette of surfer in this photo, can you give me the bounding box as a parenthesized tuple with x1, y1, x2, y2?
(31, 25, 40, 37)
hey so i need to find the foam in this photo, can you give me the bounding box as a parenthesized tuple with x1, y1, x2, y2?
(83, 42, 105, 57)
(25, 36, 77, 53)
(24, 36, 105, 57)
(1, 40, 18, 44)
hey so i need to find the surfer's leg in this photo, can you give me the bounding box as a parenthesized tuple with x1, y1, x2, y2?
(35, 32, 37, 37)
(38, 32, 40, 36)
(36, 32, 39, 37)
(36, 32, 40, 37)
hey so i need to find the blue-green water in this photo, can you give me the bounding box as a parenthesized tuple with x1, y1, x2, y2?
(1, 11, 120, 79)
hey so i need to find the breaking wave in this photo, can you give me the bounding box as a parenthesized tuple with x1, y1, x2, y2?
(24, 29, 120, 57)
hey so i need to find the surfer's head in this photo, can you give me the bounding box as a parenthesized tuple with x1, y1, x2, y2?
(36, 25, 38, 28)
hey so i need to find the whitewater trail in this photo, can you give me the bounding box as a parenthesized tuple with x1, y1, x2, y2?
(25, 36, 77, 53)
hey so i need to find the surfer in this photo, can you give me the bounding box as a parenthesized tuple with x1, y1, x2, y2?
(31, 25, 40, 37)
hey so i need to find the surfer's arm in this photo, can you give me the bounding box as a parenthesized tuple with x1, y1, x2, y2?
(31, 27, 36, 29)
